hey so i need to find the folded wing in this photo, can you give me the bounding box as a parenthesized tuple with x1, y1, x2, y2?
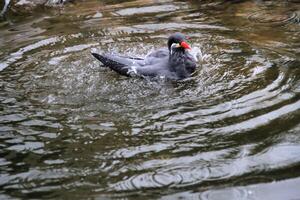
(92, 53, 137, 76)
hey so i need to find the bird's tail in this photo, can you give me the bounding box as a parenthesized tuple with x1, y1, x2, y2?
(91, 53, 131, 76)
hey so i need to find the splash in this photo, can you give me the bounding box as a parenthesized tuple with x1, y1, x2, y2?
(188, 46, 209, 62)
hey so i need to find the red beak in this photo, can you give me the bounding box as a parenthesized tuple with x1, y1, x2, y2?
(180, 41, 191, 49)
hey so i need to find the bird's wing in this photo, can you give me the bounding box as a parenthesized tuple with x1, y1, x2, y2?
(144, 48, 169, 65)
(146, 48, 169, 58)
(93, 53, 146, 66)
(92, 52, 173, 78)
(135, 63, 171, 78)
(92, 53, 136, 76)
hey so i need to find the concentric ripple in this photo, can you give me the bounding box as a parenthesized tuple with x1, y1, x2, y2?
(1, 0, 300, 199)
(248, 10, 299, 25)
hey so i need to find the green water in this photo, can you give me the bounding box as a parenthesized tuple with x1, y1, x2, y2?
(0, 0, 300, 199)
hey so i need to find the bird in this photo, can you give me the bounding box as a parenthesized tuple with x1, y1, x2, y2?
(91, 32, 197, 80)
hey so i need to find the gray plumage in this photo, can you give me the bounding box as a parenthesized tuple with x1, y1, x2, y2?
(92, 32, 197, 80)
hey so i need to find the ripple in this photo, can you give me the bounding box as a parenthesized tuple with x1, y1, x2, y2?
(111, 167, 210, 191)
(0, 37, 60, 71)
(21, 119, 62, 129)
(113, 143, 172, 159)
(7, 141, 44, 152)
(248, 10, 299, 25)
(115, 5, 182, 16)
(44, 159, 65, 165)
(217, 99, 300, 134)
(201, 187, 248, 200)
(0, 114, 26, 123)
(0, 158, 11, 167)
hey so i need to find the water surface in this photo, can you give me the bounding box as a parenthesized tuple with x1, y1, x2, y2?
(0, 0, 300, 199)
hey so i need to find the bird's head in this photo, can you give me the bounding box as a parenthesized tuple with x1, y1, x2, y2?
(167, 32, 191, 53)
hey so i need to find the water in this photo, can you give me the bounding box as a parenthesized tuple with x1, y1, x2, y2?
(0, 0, 300, 199)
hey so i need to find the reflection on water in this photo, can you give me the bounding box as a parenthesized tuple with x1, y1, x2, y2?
(0, 0, 300, 199)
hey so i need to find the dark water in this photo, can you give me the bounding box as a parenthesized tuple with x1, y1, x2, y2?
(1, 0, 300, 199)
